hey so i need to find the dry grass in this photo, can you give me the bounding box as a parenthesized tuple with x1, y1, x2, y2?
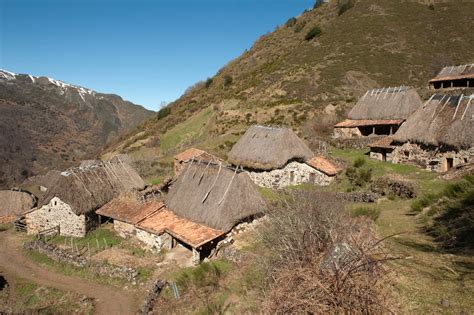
(260, 190, 397, 313)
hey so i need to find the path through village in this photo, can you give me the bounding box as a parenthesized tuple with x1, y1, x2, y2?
(0, 229, 138, 314)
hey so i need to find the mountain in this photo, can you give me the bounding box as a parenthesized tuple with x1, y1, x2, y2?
(0, 69, 154, 188)
(105, 0, 473, 179)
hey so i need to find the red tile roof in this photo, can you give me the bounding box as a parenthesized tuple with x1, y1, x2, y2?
(137, 208, 225, 249)
(174, 148, 207, 162)
(369, 136, 395, 149)
(96, 199, 164, 225)
(306, 156, 338, 176)
(334, 119, 404, 128)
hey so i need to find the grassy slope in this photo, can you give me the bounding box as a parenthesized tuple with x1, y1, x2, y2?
(106, 0, 474, 172)
(331, 149, 474, 313)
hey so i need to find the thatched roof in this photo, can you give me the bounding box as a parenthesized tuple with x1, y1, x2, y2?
(306, 156, 339, 176)
(430, 64, 474, 83)
(348, 86, 423, 120)
(37, 160, 145, 215)
(228, 125, 313, 170)
(165, 161, 266, 232)
(0, 190, 35, 218)
(393, 94, 474, 149)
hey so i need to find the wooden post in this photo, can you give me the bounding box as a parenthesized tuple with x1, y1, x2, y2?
(96, 238, 100, 249)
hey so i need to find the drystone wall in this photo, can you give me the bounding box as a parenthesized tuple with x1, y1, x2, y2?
(26, 197, 86, 237)
(114, 220, 136, 238)
(391, 142, 473, 172)
(333, 127, 362, 139)
(136, 228, 172, 251)
(247, 161, 334, 189)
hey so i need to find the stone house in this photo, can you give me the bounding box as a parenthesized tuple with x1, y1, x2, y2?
(429, 64, 474, 90)
(162, 161, 266, 264)
(384, 93, 473, 172)
(368, 136, 395, 162)
(25, 160, 145, 237)
(228, 125, 338, 188)
(173, 148, 220, 176)
(333, 86, 423, 139)
(0, 190, 36, 223)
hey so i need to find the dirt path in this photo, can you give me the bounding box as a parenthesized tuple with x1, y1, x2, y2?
(0, 230, 139, 315)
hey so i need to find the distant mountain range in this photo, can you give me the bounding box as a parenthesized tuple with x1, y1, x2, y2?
(0, 69, 154, 188)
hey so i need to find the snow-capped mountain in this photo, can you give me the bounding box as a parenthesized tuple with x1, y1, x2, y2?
(0, 69, 154, 188)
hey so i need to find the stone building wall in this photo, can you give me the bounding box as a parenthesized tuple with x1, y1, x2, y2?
(247, 161, 334, 189)
(135, 228, 172, 251)
(333, 127, 362, 139)
(114, 220, 136, 238)
(26, 197, 86, 237)
(391, 142, 473, 172)
(369, 148, 394, 162)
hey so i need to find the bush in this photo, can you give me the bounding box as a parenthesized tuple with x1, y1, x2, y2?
(156, 106, 171, 120)
(353, 157, 366, 168)
(352, 206, 381, 221)
(346, 166, 372, 189)
(305, 26, 322, 41)
(313, 0, 323, 9)
(338, 0, 354, 15)
(285, 17, 297, 27)
(205, 77, 213, 88)
(294, 21, 307, 33)
(223, 75, 233, 87)
(261, 190, 394, 313)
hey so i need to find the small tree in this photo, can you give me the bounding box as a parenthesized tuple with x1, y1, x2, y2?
(156, 106, 171, 120)
(223, 75, 233, 87)
(205, 77, 213, 88)
(286, 17, 297, 27)
(305, 26, 322, 41)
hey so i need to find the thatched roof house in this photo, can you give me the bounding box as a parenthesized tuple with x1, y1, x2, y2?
(228, 125, 313, 171)
(26, 160, 145, 237)
(430, 64, 474, 89)
(393, 94, 473, 149)
(166, 161, 266, 232)
(0, 190, 35, 222)
(334, 86, 423, 138)
(38, 161, 145, 215)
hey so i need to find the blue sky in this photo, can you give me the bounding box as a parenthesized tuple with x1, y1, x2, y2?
(0, 0, 314, 111)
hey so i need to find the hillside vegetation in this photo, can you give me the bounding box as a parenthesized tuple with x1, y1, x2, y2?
(105, 0, 474, 180)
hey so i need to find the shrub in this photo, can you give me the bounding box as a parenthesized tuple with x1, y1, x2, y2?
(305, 26, 322, 41)
(338, 0, 354, 15)
(313, 0, 323, 9)
(352, 206, 381, 221)
(294, 21, 307, 33)
(353, 157, 366, 168)
(346, 166, 372, 189)
(156, 106, 171, 120)
(223, 75, 233, 87)
(285, 17, 297, 27)
(261, 190, 394, 313)
(205, 77, 213, 88)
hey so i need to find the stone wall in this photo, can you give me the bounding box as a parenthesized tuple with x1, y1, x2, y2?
(247, 161, 334, 189)
(136, 228, 172, 251)
(26, 197, 86, 237)
(114, 220, 136, 238)
(333, 127, 362, 139)
(391, 142, 473, 172)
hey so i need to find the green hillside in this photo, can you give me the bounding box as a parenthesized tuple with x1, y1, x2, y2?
(104, 0, 474, 180)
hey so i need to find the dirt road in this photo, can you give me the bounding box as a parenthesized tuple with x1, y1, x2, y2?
(0, 230, 139, 314)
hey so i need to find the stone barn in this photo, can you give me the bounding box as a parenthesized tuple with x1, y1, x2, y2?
(25, 160, 145, 237)
(333, 86, 423, 139)
(430, 64, 474, 90)
(228, 125, 338, 188)
(369, 137, 395, 162)
(173, 148, 220, 176)
(390, 93, 473, 172)
(154, 161, 266, 264)
(0, 190, 36, 223)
